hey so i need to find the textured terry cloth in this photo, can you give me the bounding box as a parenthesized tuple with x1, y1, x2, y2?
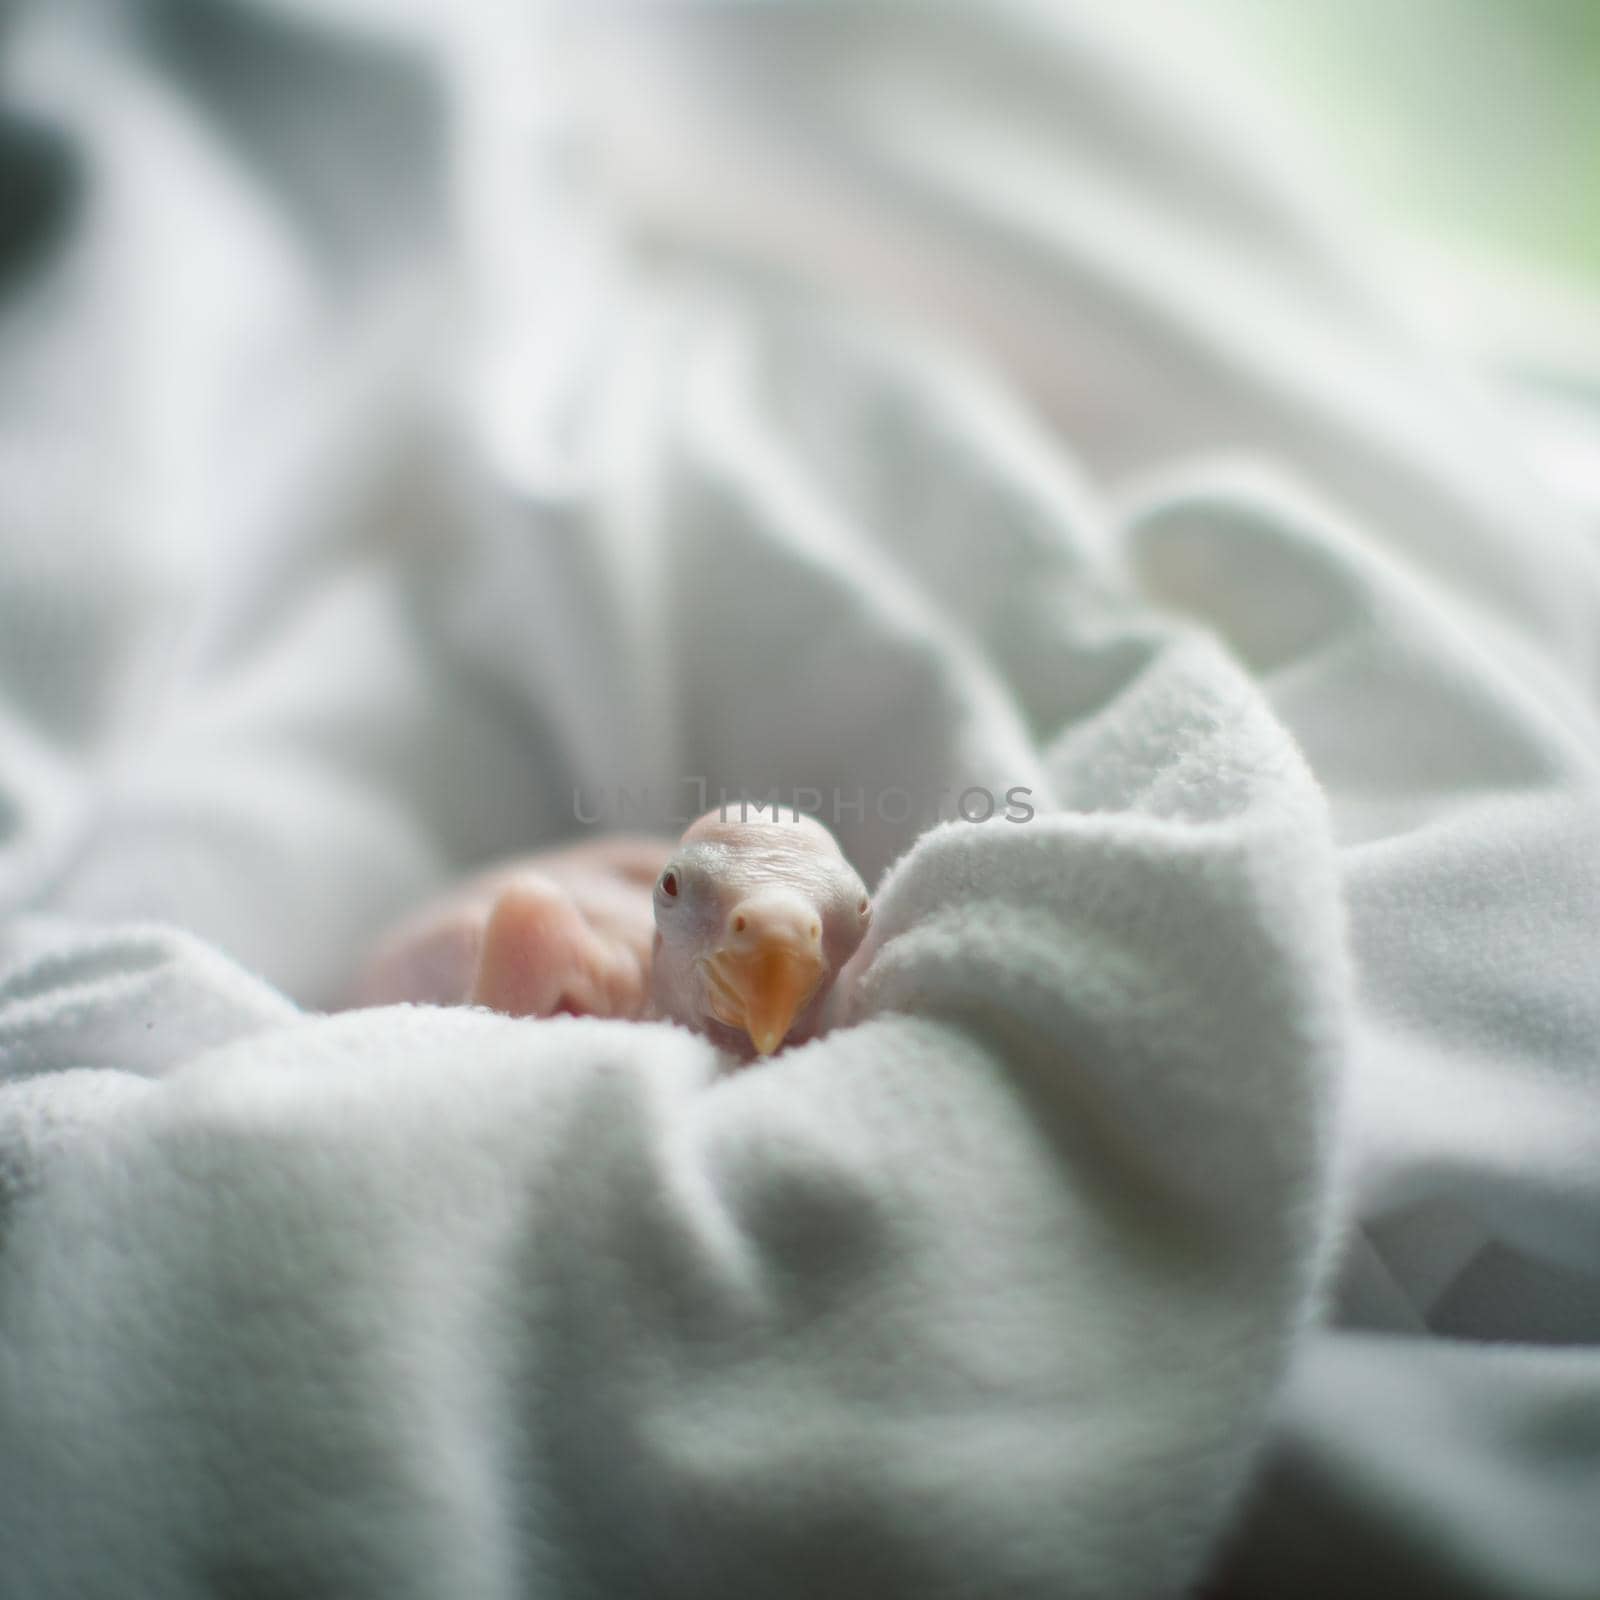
(0, 1, 1597, 1597)
(0, 652, 1343, 1599)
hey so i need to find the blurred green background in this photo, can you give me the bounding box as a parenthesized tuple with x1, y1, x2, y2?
(1215, 0, 1600, 293)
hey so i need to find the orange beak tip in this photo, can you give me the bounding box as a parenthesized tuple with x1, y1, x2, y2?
(707, 941, 824, 1060)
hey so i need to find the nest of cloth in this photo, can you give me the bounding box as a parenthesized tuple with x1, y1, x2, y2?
(2, 4, 1597, 1596)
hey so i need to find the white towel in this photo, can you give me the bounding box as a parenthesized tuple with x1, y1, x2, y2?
(1, 3, 1597, 1596)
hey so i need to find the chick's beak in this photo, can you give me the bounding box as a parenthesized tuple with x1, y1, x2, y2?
(703, 900, 826, 1056)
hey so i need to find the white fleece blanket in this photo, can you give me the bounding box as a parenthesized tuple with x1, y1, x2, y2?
(2, 3, 1598, 1597)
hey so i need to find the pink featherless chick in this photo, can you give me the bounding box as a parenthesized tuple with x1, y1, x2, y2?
(648, 809, 872, 1058)
(349, 808, 871, 1061)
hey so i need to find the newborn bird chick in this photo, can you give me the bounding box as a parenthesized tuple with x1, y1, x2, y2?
(649, 810, 872, 1058)
(348, 810, 870, 1061)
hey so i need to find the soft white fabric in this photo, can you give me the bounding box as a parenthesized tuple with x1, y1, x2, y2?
(1, 2, 1597, 1596)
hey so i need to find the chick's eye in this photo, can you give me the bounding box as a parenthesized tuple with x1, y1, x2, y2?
(659, 870, 679, 899)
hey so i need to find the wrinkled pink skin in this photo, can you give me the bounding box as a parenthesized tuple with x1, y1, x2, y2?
(347, 812, 870, 1059)
(348, 834, 672, 1020)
